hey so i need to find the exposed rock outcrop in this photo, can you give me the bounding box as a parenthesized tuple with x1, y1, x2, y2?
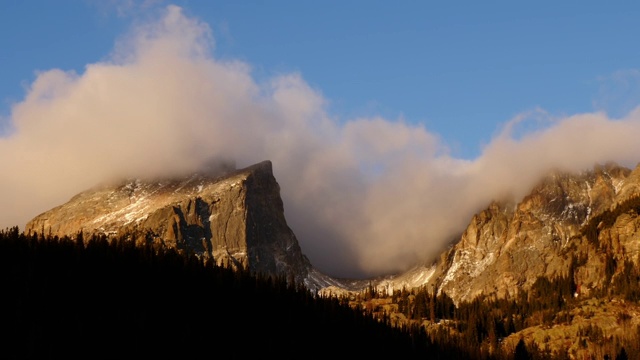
(26, 158, 640, 306)
(25, 160, 340, 291)
(424, 162, 640, 304)
(365, 162, 640, 306)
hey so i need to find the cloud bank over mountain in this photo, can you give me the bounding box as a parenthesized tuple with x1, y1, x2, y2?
(2, 5, 640, 278)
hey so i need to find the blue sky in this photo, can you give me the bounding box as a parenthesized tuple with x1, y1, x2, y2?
(3, 1, 640, 277)
(3, 1, 640, 158)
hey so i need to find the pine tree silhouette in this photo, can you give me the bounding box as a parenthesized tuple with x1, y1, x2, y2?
(514, 338, 530, 360)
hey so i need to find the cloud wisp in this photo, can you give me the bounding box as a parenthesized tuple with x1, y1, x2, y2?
(3, 5, 640, 278)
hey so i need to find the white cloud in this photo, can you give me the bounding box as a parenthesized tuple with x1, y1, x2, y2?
(3, 5, 640, 278)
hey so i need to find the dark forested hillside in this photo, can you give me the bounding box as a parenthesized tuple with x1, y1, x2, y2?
(0, 227, 448, 359)
(347, 257, 640, 359)
(2, 225, 637, 359)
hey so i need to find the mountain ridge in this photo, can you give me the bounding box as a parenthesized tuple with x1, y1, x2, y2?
(361, 161, 640, 303)
(25, 160, 347, 292)
(24, 160, 640, 305)
(20, 159, 640, 358)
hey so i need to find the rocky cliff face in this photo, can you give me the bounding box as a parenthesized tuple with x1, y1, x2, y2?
(370, 162, 640, 305)
(25, 160, 341, 291)
(26, 158, 640, 305)
(364, 164, 640, 302)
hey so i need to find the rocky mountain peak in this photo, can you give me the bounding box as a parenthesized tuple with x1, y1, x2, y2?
(24, 160, 341, 291)
(430, 162, 640, 304)
(25, 158, 640, 307)
(364, 162, 640, 306)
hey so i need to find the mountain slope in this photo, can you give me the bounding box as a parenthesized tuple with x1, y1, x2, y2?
(25, 159, 640, 305)
(25, 160, 342, 291)
(370, 162, 640, 305)
(21, 159, 640, 358)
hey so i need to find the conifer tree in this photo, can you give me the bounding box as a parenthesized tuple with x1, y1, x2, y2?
(514, 338, 530, 360)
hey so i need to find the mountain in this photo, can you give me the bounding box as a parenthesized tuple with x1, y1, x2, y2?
(368, 162, 640, 304)
(21, 159, 640, 357)
(24, 160, 345, 292)
(348, 161, 640, 358)
(23, 159, 640, 303)
(431, 162, 635, 302)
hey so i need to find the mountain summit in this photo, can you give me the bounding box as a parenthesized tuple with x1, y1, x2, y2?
(25, 160, 342, 291)
(365, 162, 640, 304)
(22, 159, 640, 358)
(25, 160, 640, 306)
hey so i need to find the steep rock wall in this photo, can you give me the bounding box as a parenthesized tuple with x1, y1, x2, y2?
(25, 161, 313, 285)
(427, 163, 640, 304)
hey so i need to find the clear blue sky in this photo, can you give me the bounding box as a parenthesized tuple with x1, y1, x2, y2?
(2, 1, 640, 159)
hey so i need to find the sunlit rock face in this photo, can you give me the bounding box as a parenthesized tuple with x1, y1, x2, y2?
(24, 160, 341, 290)
(25, 157, 640, 304)
(313, 161, 640, 304)
(424, 162, 640, 304)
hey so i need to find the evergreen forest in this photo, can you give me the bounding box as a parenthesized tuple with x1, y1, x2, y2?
(0, 226, 637, 359)
(0, 227, 436, 359)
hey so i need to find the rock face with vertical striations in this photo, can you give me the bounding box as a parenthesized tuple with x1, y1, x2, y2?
(27, 157, 640, 307)
(429, 162, 640, 304)
(25, 160, 342, 291)
(370, 162, 640, 306)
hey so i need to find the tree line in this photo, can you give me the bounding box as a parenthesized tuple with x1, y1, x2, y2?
(2, 224, 638, 359)
(0, 227, 458, 359)
(355, 252, 639, 359)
